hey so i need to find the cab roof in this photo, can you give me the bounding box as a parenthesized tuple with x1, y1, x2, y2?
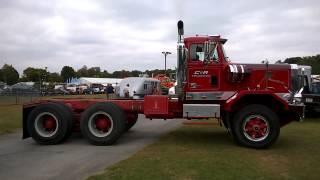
(184, 35, 227, 44)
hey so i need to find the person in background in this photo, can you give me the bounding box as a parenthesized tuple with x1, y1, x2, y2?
(123, 84, 130, 98)
(106, 84, 114, 99)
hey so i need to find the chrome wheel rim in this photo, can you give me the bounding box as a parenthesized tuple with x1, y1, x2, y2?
(88, 111, 114, 137)
(34, 112, 59, 138)
(242, 115, 270, 142)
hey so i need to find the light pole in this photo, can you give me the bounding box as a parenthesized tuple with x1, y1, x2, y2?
(162, 51, 172, 75)
(39, 67, 48, 95)
(44, 67, 48, 93)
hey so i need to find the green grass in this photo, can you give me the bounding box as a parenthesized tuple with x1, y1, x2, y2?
(0, 96, 40, 105)
(89, 119, 320, 180)
(0, 94, 108, 134)
(0, 105, 22, 134)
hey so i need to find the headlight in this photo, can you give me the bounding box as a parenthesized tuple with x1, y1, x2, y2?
(276, 92, 302, 104)
(293, 97, 302, 104)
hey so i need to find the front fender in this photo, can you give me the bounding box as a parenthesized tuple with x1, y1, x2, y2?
(223, 90, 289, 112)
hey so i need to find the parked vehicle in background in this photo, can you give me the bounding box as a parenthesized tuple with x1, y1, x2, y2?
(54, 84, 65, 90)
(303, 81, 320, 116)
(119, 77, 160, 99)
(0, 83, 10, 95)
(91, 83, 104, 94)
(77, 84, 88, 94)
(66, 84, 77, 94)
(83, 88, 94, 94)
(0, 81, 8, 90)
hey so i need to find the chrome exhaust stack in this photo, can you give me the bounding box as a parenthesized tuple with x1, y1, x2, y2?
(177, 20, 184, 43)
(176, 20, 185, 98)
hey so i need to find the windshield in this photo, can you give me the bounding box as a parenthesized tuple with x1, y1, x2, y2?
(207, 42, 219, 61)
(220, 44, 228, 61)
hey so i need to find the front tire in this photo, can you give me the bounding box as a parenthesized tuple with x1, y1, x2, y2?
(232, 104, 280, 149)
(80, 102, 126, 145)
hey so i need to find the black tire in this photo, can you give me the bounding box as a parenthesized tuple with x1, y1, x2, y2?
(80, 102, 126, 145)
(27, 103, 73, 145)
(125, 114, 138, 131)
(232, 104, 280, 149)
(54, 103, 74, 141)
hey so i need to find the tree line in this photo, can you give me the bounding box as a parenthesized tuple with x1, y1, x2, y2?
(0, 64, 175, 85)
(1, 54, 319, 85)
(276, 54, 320, 74)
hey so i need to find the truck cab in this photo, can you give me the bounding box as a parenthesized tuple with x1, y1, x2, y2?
(175, 20, 305, 148)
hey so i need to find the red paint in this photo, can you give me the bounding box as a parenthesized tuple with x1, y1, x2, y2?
(223, 90, 289, 111)
(244, 117, 268, 140)
(43, 115, 56, 131)
(153, 74, 175, 89)
(95, 115, 111, 132)
(144, 95, 169, 116)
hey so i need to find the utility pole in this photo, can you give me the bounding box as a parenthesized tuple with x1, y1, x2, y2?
(39, 67, 48, 96)
(162, 51, 172, 75)
(44, 67, 48, 93)
(39, 73, 41, 95)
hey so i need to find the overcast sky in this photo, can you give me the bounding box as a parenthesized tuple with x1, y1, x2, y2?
(1, 0, 319, 74)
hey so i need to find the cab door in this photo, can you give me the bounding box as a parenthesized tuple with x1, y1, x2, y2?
(187, 43, 222, 92)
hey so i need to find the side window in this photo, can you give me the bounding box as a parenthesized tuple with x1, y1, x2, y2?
(190, 44, 204, 61)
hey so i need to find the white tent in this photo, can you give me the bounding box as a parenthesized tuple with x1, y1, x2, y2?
(79, 77, 123, 86)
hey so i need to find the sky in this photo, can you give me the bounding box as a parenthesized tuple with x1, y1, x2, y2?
(0, 0, 319, 74)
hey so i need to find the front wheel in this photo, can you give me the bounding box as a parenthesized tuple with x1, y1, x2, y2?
(232, 104, 280, 149)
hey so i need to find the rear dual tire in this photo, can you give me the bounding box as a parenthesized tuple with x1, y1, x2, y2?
(80, 102, 126, 145)
(27, 103, 73, 145)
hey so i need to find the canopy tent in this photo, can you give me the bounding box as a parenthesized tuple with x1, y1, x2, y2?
(79, 77, 123, 87)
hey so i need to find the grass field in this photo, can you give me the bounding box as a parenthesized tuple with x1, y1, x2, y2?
(0, 105, 22, 134)
(0, 94, 108, 134)
(89, 119, 320, 180)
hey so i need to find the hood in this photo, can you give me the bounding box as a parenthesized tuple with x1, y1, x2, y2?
(226, 63, 311, 93)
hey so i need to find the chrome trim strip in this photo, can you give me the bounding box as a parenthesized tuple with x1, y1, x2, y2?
(186, 91, 236, 100)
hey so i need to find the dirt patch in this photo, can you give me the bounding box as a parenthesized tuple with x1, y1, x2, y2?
(257, 154, 290, 178)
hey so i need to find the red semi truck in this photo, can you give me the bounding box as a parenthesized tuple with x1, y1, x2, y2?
(22, 21, 305, 148)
